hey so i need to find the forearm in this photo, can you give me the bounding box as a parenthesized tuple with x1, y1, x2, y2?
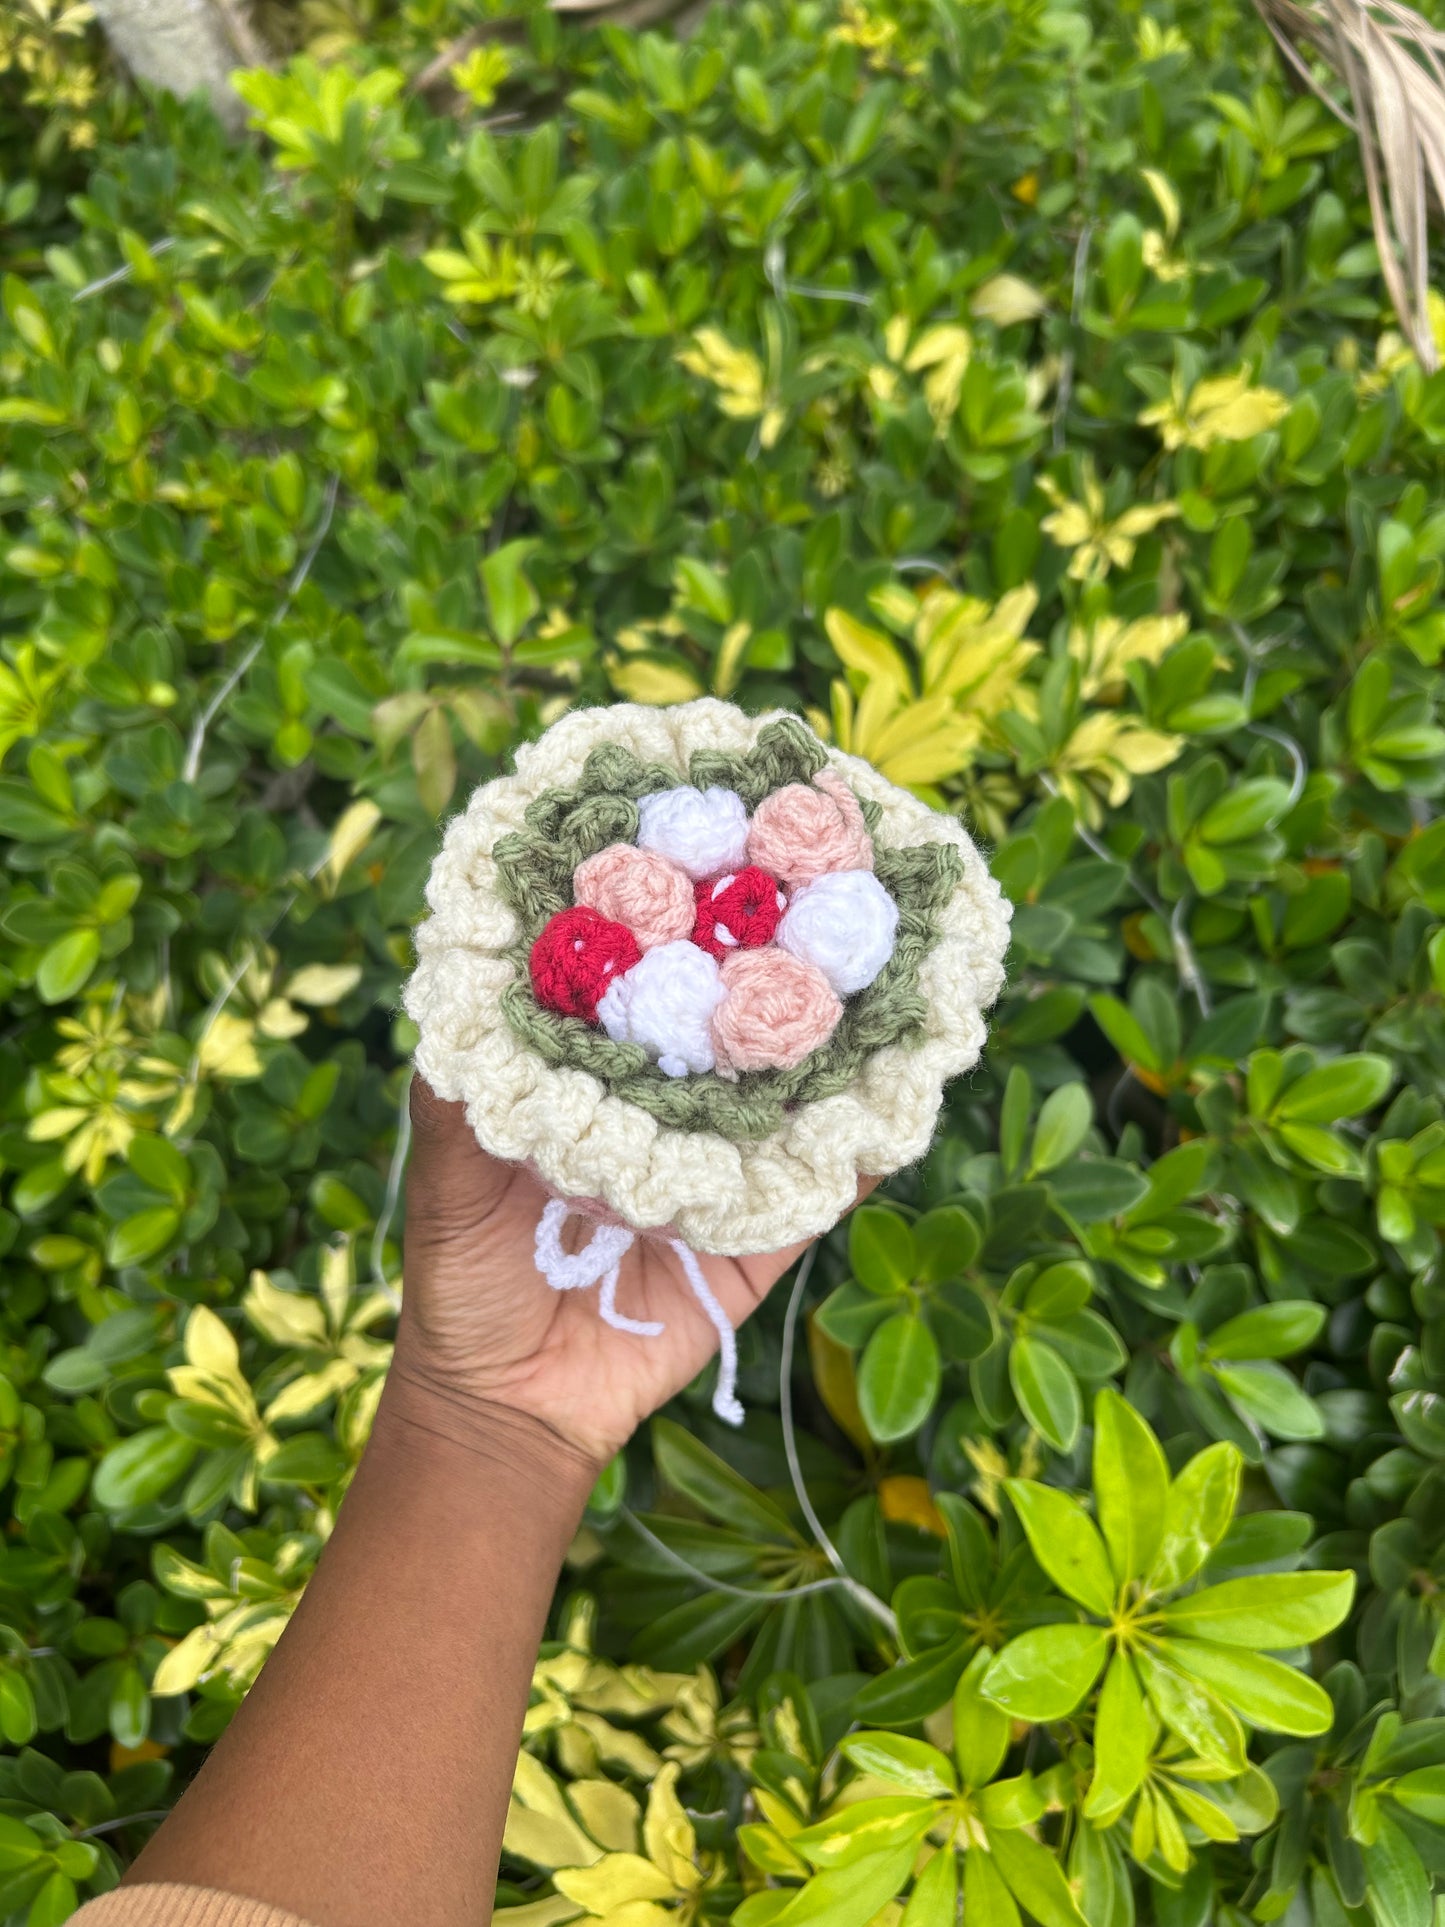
(125, 1366, 595, 1927)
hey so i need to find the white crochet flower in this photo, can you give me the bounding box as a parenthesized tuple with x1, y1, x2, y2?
(597, 941, 725, 1078)
(636, 785, 750, 878)
(777, 870, 900, 995)
(404, 700, 1012, 1256)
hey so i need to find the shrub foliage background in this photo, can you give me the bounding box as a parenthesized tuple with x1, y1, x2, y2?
(3, 0, 1445, 1920)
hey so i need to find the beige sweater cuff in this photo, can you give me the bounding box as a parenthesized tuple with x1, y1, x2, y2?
(70, 1884, 316, 1927)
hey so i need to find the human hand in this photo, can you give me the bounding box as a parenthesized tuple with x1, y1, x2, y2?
(390, 1078, 846, 1477)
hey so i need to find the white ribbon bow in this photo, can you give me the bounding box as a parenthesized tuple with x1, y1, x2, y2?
(533, 1199, 743, 1426)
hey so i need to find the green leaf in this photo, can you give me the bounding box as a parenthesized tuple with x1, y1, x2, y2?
(791, 1797, 938, 1870)
(1391, 1767, 1445, 1825)
(1160, 1570, 1355, 1646)
(0, 1670, 35, 1747)
(36, 927, 100, 1004)
(1198, 778, 1291, 843)
(0, 1816, 41, 1873)
(850, 1206, 917, 1297)
(1029, 1084, 1093, 1175)
(1000, 1065, 1033, 1176)
(978, 1773, 1046, 1830)
(26, 1872, 78, 1927)
(1093, 1387, 1169, 1585)
(1044, 1310, 1128, 1380)
(1023, 1261, 1093, 1320)
(106, 1206, 181, 1269)
(980, 1625, 1110, 1721)
(902, 1846, 957, 1927)
(1362, 1814, 1432, 1927)
(839, 1734, 956, 1796)
(1148, 1443, 1242, 1593)
(480, 538, 541, 646)
(854, 1637, 973, 1726)
(0, 781, 71, 841)
(914, 1205, 981, 1283)
(1006, 1479, 1115, 1614)
(953, 1647, 1010, 1787)
(1084, 1653, 1148, 1821)
(1088, 994, 1161, 1073)
(966, 1845, 1022, 1927)
(1212, 1360, 1324, 1440)
(127, 1133, 191, 1202)
(932, 1281, 994, 1361)
(91, 1427, 197, 1511)
(1165, 1638, 1335, 1734)
(261, 1433, 347, 1484)
(757, 1840, 926, 1927)
(858, 1314, 941, 1444)
(1272, 1054, 1393, 1123)
(990, 1826, 1090, 1927)
(1009, 1335, 1081, 1452)
(651, 1418, 797, 1542)
(1206, 1301, 1327, 1359)
(1136, 1646, 1246, 1771)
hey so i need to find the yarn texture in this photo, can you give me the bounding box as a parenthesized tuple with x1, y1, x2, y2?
(530, 906, 641, 1022)
(690, 867, 786, 959)
(712, 948, 842, 1073)
(777, 869, 901, 995)
(573, 843, 695, 950)
(405, 700, 1012, 1255)
(597, 940, 726, 1078)
(637, 785, 750, 878)
(747, 774, 875, 885)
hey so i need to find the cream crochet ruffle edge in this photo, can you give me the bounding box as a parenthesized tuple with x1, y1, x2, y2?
(403, 700, 1012, 1257)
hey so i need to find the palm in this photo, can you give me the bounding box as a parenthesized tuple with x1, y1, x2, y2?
(398, 1083, 815, 1466)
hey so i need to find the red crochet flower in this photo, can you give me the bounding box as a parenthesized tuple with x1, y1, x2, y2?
(530, 905, 641, 1023)
(690, 866, 786, 960)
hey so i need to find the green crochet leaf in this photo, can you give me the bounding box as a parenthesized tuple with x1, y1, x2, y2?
(491, 721, 963, 1137)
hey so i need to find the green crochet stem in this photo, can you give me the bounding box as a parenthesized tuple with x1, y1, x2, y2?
(491, 717, 964, 1138)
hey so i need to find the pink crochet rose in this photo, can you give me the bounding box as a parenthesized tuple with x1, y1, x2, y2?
(572, 843, 695, 950)
(711, 947, 843, 1074)
(745, 770, 874, 886)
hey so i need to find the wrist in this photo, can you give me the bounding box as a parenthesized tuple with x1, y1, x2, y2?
(375, 1346, 603, 1521)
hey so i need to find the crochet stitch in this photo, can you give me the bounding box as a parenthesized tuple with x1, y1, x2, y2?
(573, 844, 696, 950)
(777, 869, 901, 995)
(690, 867, 786, 960)
(712, 948, 842, 1073)
(406, 701, 1011, 1256)
(746, 773, 875, 885)
(492, 802, 965, 1137)
(597, 940, 727, 1078)
(636, 785, 750, 878)
(529, 906, 641, 1022)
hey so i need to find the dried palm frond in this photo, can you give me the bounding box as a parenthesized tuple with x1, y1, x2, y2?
(1254, 0, 1445, 370)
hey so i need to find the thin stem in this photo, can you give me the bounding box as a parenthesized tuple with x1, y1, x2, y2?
(72, 239, 176, 302)
(77, 1812, 171, 1838)
(1052, 220, 1095, 454)
(780, 1250, 899, 1636)
(183, 476, 339, 784)
(1040, 775, 1212, 1015)
(369, 1071, 412, 1311)
(1250, 721, 1308, 811)
(617, 1507, 847, 1604)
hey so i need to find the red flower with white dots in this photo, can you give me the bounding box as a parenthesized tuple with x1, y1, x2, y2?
(530, 905, 642, 1022)
(690, 866, 786, 960)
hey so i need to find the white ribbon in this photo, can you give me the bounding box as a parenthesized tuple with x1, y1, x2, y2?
(533, 1198, 743, 1426)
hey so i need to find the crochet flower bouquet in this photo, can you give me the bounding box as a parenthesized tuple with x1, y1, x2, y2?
(404, 700, 1009, 1421)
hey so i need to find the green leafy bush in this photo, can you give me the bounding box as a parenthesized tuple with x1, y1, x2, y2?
(2, 0, 1445, 1920)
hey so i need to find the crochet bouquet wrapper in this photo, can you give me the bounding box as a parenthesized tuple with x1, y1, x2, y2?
(403, 700, 1011, 1258)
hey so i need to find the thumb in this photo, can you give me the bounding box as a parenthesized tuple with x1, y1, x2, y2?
(404, 1077, 514, 1247)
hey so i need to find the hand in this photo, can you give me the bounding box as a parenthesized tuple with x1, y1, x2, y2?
(390, 1078, 838, 1475)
